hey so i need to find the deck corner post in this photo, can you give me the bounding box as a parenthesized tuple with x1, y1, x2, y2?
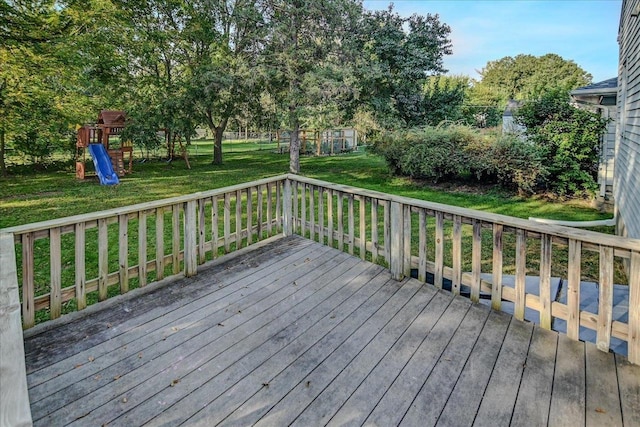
(283, 178, 293, 237)
(0, 232, 34, 426)
(184, 200, 198, 277)
(628, 251, 640, 364)
(390, 201, 404, 281)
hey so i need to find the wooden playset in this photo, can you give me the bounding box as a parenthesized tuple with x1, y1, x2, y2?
(76, 110, 134, 179)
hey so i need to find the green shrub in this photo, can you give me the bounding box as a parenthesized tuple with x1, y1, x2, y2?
(372, 124, 546, 194)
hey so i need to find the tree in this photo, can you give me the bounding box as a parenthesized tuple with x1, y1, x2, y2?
(0, 0, 120, 174)
(355, 6, 452, 128)
(477, 53, 591, 101)
(260, 0, 363, 173)
(514, 90, 608, 195)
(421, 75, 469, 125)
(182, 0, 265, 165)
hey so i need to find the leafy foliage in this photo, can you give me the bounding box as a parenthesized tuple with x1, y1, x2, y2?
(514, 90, 608, 196)
(477, 54, 591, 101)
(371, 125, 545, 194)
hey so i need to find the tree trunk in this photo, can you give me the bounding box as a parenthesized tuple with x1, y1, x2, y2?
(0, 126, 6, 177)
(289, 109, 300, 174)
(206, 112, 228, 165)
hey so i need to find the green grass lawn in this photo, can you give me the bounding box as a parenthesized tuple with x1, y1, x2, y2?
(0, 141, 612, 230)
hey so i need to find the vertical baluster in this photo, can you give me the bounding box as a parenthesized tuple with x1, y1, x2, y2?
(49, 227, 62, 319)
(597, 245, 614, 352)
(257, 187, 263, 239)
(384, 201, 390, 265)
(309, 185, 315, 242)
(359, 196, 366, 260)
(514, 229, 527, 321)
(337, 193, 344, 251)
(403, 205, 411, 276)
(236, 189, 242, 249)
(301, 184, 306, 237)
(276, 181, 282, 230)
(390, 201, 403, 280)
(155, 207, 165, 279)
(471, 220, 481, 303)
(348, 194, 354, 255)
(98, 218, 108, 301)
(198, 199, 206, 264)
(172, 205, 181, 274)
(418, 209, 426, 283)
(247, 187, 253, 244)
(22, 232, 35, 328)
(267, 183, 273, 236)
(293, 182, 299, 233)
(371, 199, 379, 263)
(212, 196, 219, 258)
(539, 234, 552, 329)
(434, 212, 444, 289)
(628, 251, 640, 364)
(567, 239, 581, 340)
(184, 200, 197, 277)
(119, 214, 129, 293)
(327, 189, 334, 247)
(491, 224, 503, 310)
(75, 223, 86, 310)
(224, 193, 231, 253)
(138, 210, 147, 287)
(318, 187, 324, 244)
(452, 215, 462, 296)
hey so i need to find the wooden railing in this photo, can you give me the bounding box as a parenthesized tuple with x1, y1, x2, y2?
(284, 175, 640, 365)
(1, 173, 638, 360)
(1, 175, 287, 329)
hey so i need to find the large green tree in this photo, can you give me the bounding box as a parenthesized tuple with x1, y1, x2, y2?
(355, 6, 452, 128)
(477, 53, 591, 101)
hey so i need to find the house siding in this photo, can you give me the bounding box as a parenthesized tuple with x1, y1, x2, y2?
(616, 0, 640, 238)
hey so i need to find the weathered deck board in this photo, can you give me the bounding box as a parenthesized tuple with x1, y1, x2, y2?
(23, 236, 640, 427)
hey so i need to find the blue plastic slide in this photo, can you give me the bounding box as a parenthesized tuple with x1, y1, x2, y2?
(88, 144, 120, 185)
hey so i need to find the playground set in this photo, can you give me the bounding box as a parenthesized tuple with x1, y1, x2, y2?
(76, 110, 134, 185)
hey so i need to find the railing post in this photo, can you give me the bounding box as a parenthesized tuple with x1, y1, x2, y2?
(0, 233, 33, 426)
(283, 179, 292, 236)
(390, 201, 404, 281)
(184, 200, 197, 277)
(629, 251, 640, 364)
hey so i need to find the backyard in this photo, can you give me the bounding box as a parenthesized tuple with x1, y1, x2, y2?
(0, 139, 613, 230)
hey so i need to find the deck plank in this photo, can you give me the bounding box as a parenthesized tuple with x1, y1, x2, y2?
(362, 297, 471, 426)
(435, 310, 512, 427)
(25, 236, 315, 373)
(30, 241, 337, 420)
(185, 277, 427, 427)
(28, 239, 328, 398)
(548, 333, 586, 427)
(137, 265, 395, 427)
(326, 291, 454, 427)
(616, 354, 640, 427)
(74, 254, 385, 426)
(399, 303, 491, 427)
(22, 237, 640, 427)
(510, 327, 558, 427)
(472, 317, 534, 427)
(585, 343, 623, 426)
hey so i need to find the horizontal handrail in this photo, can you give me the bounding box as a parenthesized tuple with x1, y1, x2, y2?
(284, 174, 640, 365)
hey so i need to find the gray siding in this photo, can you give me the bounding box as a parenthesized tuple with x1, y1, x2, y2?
(616, 0, 640, 238)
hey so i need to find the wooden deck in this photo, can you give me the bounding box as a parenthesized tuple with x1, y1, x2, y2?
(24, 236, 640, 427)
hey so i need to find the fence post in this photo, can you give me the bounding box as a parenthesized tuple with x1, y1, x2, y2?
(390, 201, 404, 281)
(283, 179, 292, 236)
(184, 200, 197, 277)
(0, 233, 33, 426)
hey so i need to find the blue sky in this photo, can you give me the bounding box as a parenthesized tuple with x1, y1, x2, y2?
(362, 0, 621, 83)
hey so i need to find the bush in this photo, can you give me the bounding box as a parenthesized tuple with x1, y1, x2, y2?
(371, 124, 545, 194)
(514, 90, 608, 196)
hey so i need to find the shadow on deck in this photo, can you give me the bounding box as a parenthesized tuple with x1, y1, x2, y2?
(24, 236, 640, 426)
